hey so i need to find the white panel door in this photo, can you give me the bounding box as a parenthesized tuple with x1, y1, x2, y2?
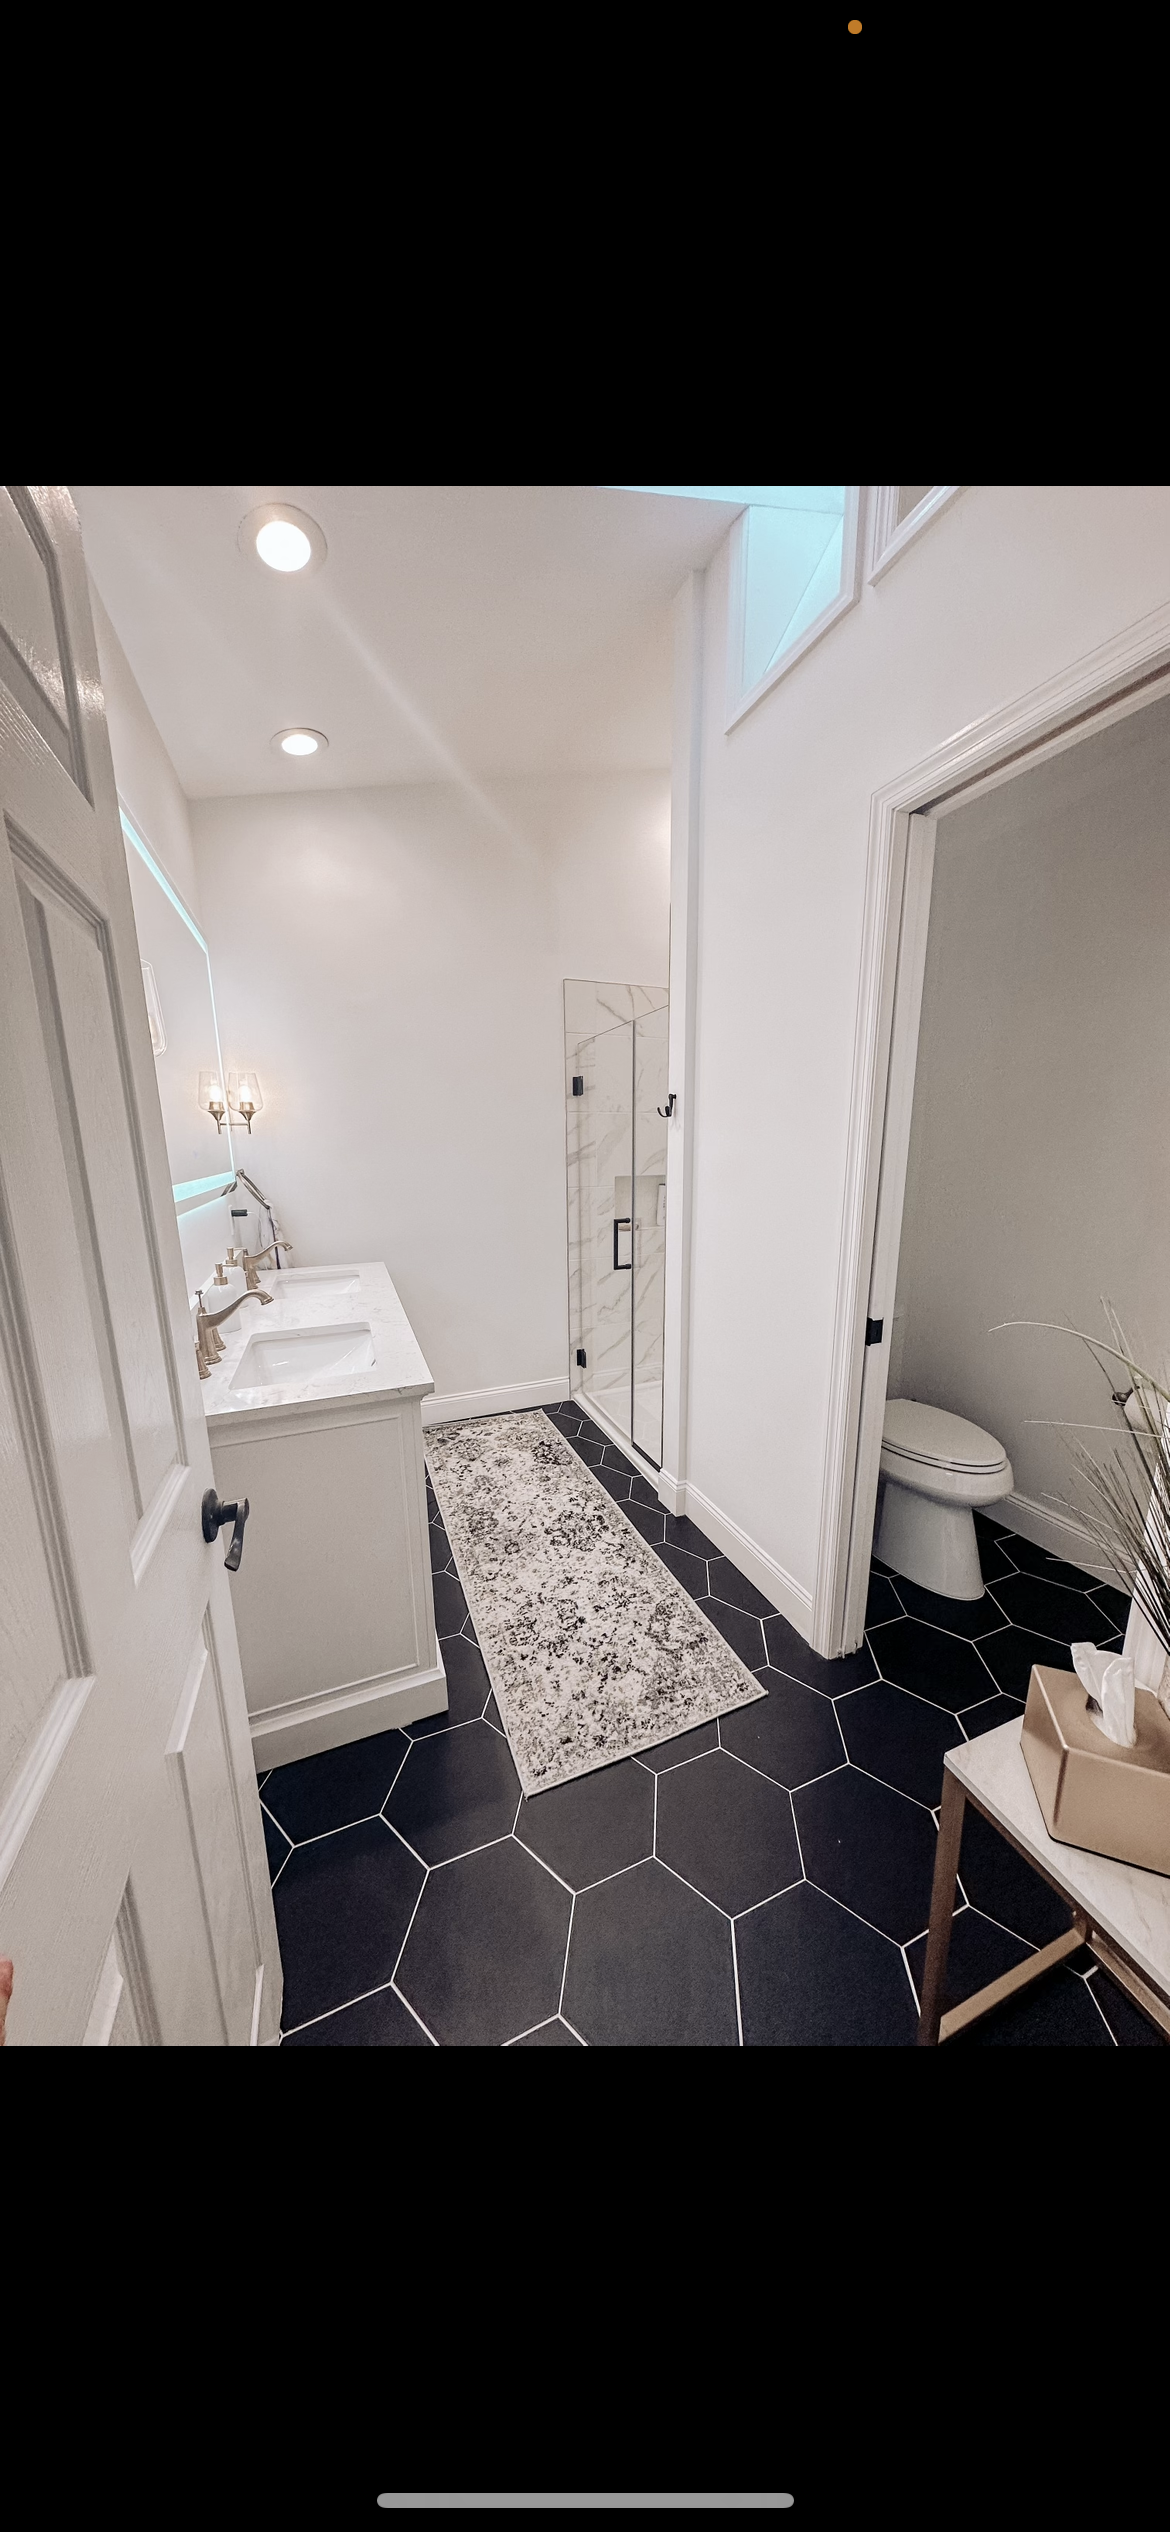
(0, 485, 282, 2045)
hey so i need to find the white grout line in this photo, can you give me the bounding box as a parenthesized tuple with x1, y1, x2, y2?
(718, 1742, 848, 1800)
(389, 1983, 440, 2044)
(390, 1862, 432, 1987)
(282, 1974, 419, 2042)
(381, 1816, 431, 1874)
(510, 1830, 578, 1900)
(559, 2014, 588, 2046)
(899, 1944, 923, 2014)
(730, 1920, 745, 2046)
(275, 1807, 398, 1853)
(557, 1893, 576, 2015)
(797, 1872, 915, 1952)
(654, 1848, 743, 1922)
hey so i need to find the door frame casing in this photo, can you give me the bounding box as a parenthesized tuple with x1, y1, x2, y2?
(814, 597, 1170, 1658)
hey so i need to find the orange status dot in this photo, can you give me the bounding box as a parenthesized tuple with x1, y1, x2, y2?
(848, 16, 862, 27)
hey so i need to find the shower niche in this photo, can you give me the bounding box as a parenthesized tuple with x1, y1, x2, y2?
(564, 979, 669, 1469)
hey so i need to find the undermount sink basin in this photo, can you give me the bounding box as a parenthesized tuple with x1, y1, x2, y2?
(230, 1322, 376, 1392)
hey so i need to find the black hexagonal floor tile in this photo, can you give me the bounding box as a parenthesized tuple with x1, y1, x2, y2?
(892, 1578, 1007, 1639)
(261, 1728, 410, 1843)
(869, 1616, 1003, 1712)
(835, 1680, 965, 1807)
(515, 1757, 654, 1891)
(633, 1720, 719, 1772)
(958, 1692, 1025, 1741)
(623, 1499, 667, 1548)
(974, 1529, 1018, 1584)
(655, 1748, 801, 1916)
(736, 1882, 918, 2047)
(654, 1540, 711, 1595)
(955, 1803, 1077, 1948)
(1088, 1970, 1168, 2046)
(383, 1718, 521, 1865)
(762, 1609, 878, 1697)
(396, 1839, 571, 2047)
(1001, 1534, 1100, 1591)
(989, 1571, 1100, 1644)
(593, 1465, 634, 1504)
(562, 1858, 739, 2046)
(508, 2018, 585, 2047)
(696, 1595, 768, 1667)
(566, 1434, 606, 1467)
(282, 1984, 434, 2046)
(405, 1634, 492, 1737)
(663, 1513, 718, 1558)
(904, 1902, 1032, 2019)
(976, 1627, 1074, 1700)
(431, 1568, 471, 1637)
(866, 1572, 903, 1628)
(719, 1671, 845, 1790)
(629, 1475, 663, 1512)
(1086, 1581, 1131, 1634)
(706, 1557, 777, 1621)
(261, 1802, 292, 1885)
(274, 1819, 425, 2031)
(793, 1767, 938, 1944)
(429, 1523, 453, 1576)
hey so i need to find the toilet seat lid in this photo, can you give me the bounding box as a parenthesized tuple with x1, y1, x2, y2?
(882, 1398, 1009, 1473)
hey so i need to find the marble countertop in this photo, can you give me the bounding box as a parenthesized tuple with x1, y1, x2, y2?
(199, 1261, 434, 1428)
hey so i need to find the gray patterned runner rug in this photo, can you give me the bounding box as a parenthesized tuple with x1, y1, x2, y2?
(425, 1411, 765, 1795)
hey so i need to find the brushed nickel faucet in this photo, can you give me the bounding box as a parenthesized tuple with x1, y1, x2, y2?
(236, 1239, 293, 1290)
(195, 1283, 273, 1380)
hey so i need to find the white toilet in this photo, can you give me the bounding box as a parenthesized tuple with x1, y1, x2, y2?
(876, 1399, 1013, 1601)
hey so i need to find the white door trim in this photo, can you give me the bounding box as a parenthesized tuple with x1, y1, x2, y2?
(814, 595, 1170, 1658)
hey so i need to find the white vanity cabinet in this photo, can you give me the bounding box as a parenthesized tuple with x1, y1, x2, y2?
(201, 1263, 447, 1769)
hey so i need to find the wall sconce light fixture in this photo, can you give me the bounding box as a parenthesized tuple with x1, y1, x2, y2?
(228, 1071, 264, 1133)
(198, 1069, 228, 1132)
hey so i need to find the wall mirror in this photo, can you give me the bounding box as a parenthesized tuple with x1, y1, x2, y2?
(121, 808, 236, 1221)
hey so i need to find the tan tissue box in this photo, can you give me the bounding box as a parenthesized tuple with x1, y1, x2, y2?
(1021, 1665, 1170, 1874)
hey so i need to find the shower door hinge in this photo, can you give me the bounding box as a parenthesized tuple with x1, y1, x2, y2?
(865, 1317, 884, 1346)
(571, 1076, 584, 1096)
(576, 1347, 587, 1367)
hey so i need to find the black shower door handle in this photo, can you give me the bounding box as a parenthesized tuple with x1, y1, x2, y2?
(613, 1217, 632, 1271)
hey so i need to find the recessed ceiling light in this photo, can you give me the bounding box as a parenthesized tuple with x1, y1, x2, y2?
(271, 728, 328, 757)
(239, 502, 327, 577)
(256, 519, 311, 572)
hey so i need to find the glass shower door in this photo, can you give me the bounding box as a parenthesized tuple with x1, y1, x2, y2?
(565, 982, 669, 1470)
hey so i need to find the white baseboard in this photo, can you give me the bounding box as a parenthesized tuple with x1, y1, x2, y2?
(995, 1490, 1125, 1588)
(422, 1376, 569, 1428)
(658, 1471, 814, 1642)
(249, 1659, 449, 1769)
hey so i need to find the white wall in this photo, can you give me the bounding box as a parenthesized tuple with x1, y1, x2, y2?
(89, 578, 236, 1298)
(680, 486, 1170, 1631)
(190, 776, 669, 1411)
(893, 693, 1170, 1541)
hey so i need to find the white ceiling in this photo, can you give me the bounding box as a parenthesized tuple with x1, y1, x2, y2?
(71, 485, 743, 799)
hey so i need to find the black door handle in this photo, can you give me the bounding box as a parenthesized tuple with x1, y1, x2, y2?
(613, 1216, 632, 1271)
(202, 1487, 250, 1571)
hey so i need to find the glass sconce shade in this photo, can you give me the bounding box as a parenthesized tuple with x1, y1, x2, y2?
(228, 1070, 263, 1132)
(198, 1069, 227, 1131)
